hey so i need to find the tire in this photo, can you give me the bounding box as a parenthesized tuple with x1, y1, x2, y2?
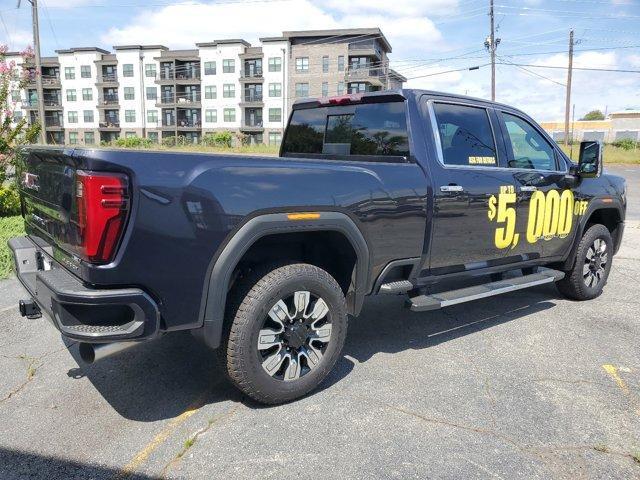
(557, 224, 613, 301)
(222, 263, 348, 405)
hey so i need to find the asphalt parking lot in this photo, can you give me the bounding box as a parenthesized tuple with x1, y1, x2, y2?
(1, 165, 638, 479)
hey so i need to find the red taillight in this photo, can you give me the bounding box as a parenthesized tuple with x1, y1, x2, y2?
(76, 170, 129, 264)
(318, 94, 363, 106)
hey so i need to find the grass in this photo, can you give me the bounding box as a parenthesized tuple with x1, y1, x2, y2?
(0, 216, 24, 280)
(559, 144, 640, 164)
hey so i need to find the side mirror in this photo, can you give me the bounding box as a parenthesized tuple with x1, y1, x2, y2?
(577, 141, 603, 178)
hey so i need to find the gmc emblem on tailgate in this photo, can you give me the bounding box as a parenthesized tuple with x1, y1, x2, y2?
(22, 172, 40, 191)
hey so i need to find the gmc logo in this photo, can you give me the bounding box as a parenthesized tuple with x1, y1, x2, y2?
(22, 172, 40, 191)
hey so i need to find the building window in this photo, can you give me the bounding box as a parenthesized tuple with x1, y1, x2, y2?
(268, 83, 281, 97)
(81, 65, 91, 78)
(295, 83, 309, 98)
(321, 82, 328, 97)
(147, 110, 158, 123)
(295, 57, 309, 72)
(322, 56, 329, 73)
(205, 85, 217, 99)
(338, 55, 345, 72)
(145, 63, 156, 77)
(223, 108, 235, 122)
(66, 89, 76, 101)
(67, 111, 78, 123)
(222, 59, 235, 73)
(11, 90, 21, 102)
(223, 84, 235, 98)
(13, 111, 23, 122)
(64, 67, 75, 79)
(123, 64, 134, 77)
(148, 131, 159, 142)
(204, 61, 216, 75)
(268, 57, 282, 72)
(82, 88, 93, 101)
(126, 131, 136, 138)
(205, 109, 217, 123)
(337, 81, 344, 95)
(146, 87, 157, 100)
(69, 132, 78, 144)
(268, 108, 281, 123)
(83, 110, 94, 123)
(349, 82, 367, 94)
(268, 131, 282, 145)
(124, 87, 135, 100)
(125, 110, 136, 122)
(84, 131, 95, 145)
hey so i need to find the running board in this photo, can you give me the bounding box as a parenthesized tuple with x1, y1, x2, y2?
(379, 280, 414, 294)
(406, 269, 565, 312)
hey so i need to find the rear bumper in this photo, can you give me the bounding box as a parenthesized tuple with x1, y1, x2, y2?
(9, 236, 161, 343)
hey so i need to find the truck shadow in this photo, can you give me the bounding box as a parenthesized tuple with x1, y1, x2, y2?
(66, 284, 560, 421)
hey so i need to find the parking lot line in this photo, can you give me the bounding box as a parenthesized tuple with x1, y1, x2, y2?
(113, 393, 207, 479)
(602, 364, 629, 394)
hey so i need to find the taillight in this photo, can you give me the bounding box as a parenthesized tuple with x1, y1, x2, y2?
(318, 94, 363, 106)
(75, 170, 129, 264)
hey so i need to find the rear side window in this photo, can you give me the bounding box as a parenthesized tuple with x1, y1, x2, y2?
(282, 101, 410, 160)
(433, 103, 497, 167)
(500, 112, 557, 170)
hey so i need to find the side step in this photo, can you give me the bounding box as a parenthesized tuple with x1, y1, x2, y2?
(379, 280, 414, 294)
(406, 269, 565, 312)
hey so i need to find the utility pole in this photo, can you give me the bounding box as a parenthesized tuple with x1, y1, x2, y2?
(485, 0, 500, 101)
(18, 0, 46, 144)
(563, 29, 574, 147)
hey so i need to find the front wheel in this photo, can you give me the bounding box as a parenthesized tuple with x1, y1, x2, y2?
(223, 263, 348, 405)
(557, 224, 613, 300)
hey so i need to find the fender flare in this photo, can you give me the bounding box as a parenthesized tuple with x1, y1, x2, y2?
(199, 212, 370, 349)
(561, 198, 625, 270)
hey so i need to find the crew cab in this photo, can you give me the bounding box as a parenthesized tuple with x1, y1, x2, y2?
(8, 90, 626, 404)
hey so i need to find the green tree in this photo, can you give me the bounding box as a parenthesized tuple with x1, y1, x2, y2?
(580, 110, 605, 121)
(1, 45, 40, 182)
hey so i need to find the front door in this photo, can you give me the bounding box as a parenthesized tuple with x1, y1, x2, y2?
(426, 100, 520, 275)
(496, 110, 580, 261)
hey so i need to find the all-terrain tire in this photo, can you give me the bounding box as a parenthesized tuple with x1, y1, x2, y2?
(557, 224, 613, 301)
(222, 263, 348, 405)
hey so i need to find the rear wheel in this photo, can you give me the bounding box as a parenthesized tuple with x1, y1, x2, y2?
(223, 263, 348, 405)
(557, 224, 613, 300)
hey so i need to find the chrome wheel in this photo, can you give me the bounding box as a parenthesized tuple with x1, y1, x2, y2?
(258, 291, 332, 381)
(583, 238, 608, 288)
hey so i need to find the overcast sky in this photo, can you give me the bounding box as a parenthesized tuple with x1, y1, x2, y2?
(1, 0, 639, 121)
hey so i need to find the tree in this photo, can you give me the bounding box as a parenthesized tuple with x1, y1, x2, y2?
(0, 45, 40, 182)
(580, 110, 605, 121)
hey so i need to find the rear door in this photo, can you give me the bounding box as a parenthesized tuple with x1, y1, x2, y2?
(496, 110, 576, 260)
(425, 99, 521, 275)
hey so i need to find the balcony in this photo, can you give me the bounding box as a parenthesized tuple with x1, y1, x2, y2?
(99, 120, 120, 130)
(161, 119, 176, 128)
(97, 73, 118, 84)
(240, 69, 264, 82)
(98, 95, 119, 107)
(176, 118, 201, 129)
(44, 117, 63, 128)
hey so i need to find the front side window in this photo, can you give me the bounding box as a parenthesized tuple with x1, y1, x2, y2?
(268, 57, 281, 72)
(282, 101, 410, 159)
(81, 65, 91, 78)
(204, 61, 216, 75)
(501, 112, 557, 170)
(123, 64, 134, 77)
(432, 103, 497, 167)
(295, 57, 309, 72)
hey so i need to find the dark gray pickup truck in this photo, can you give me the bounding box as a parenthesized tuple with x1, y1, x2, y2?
(9, 90, 626, 404)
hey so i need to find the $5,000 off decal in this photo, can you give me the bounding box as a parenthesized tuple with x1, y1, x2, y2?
(487, 185, 588, 249)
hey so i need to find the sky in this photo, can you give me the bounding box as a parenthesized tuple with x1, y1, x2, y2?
(0, 0, 639, 121)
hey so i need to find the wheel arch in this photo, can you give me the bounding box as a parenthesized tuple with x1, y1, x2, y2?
(198, 212, 370, 349)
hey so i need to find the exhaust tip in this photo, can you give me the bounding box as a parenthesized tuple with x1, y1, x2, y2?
(78, 343, 96, 364)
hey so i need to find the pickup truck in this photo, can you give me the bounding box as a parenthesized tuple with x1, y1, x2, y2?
(9, 90, 626, 404)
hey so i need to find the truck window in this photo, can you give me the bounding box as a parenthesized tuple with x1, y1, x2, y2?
(282, 101, 410, 160)
(432, 103, 498, 167)
(500, 112, 557, 170)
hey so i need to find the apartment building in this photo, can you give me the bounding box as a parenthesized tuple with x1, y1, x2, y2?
(6, 28, 405, 146)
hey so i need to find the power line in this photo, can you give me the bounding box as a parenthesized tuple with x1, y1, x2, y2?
(497, 55, 566, 87)
(0, 11, 12, 47)
(40, 0, 61, 50)
(496, 62, 640, 74)
(404, 64, 488, 81)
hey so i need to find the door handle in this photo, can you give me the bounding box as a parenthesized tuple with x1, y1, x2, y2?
(520, 186, 538, 192)
(440, 185, 464, 192)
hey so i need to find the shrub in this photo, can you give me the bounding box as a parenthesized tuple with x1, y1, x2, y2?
(161, 136, 176, 147)
(0, 184, 20, 217)
(202, 131, 233, 148)
(113, 136, 153, 149)
(611, 138, 638, 151)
